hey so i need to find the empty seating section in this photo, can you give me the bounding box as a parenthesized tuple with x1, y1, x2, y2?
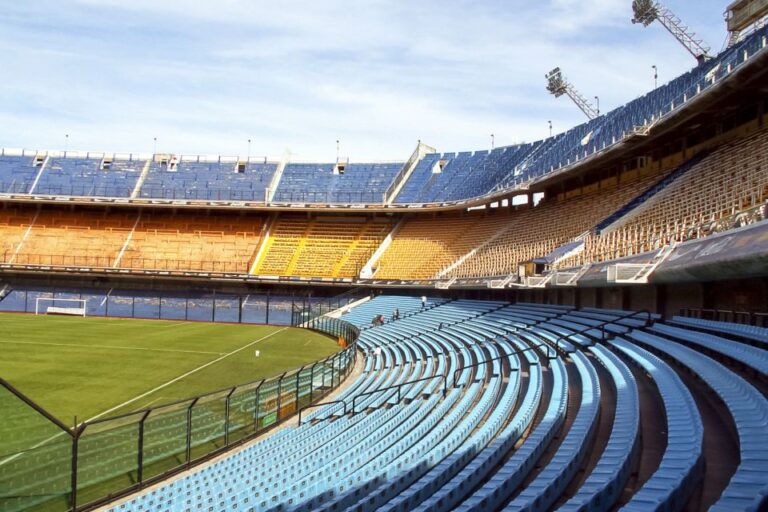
(84, 297, 767, 511)
(252, 216, 394, 278)
(0, 208, 265, 272)
(121, 214, 264, 273)
(386, 171, 664, 279)
(0, 208, 38, 259)
(559, 343, 640, 511)
(584, 128, 768, 262)
(454, 171, 676, 277)
(34, 157, 142, 197)
(671, 316, 768, 347)
(609, 338, 705, 511)
(395, 151, 491, 204)
(139, 160, 277, 201)
(273, 162, 403, 204)
(628, 330, 768, 511)
(11, 210, 136, 267)
(373, 214, 512, 279)
(0, 155, 39, 193)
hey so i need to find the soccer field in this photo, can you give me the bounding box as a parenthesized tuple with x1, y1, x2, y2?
(0, 313, 341, 424)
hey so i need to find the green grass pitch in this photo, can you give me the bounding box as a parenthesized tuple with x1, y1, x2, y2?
(0, 313, 341, 424)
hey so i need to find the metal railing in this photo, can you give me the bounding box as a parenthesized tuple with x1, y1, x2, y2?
(350, 374, 448, 414)
(1, 252, 251, 274)
(291, 289, 371, 327)
(0, 316, 359, 512)
(561, 309, 654, 351)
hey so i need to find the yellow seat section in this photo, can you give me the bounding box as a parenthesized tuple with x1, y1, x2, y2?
(121, 212, 264, 273)
(252, 216, 394, 278)
(582, 128, 768, 264)
(12, 210, 135, 267)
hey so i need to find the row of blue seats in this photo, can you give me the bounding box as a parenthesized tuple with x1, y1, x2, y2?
(108, 299, 514, 512)
(628, 330, 768, 511)
(272, 163, 403, 204)
(101, 297, 768, 512)
(671, 316, 768, 347)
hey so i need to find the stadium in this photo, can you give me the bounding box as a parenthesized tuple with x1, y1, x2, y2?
(1, 1, 767, 511)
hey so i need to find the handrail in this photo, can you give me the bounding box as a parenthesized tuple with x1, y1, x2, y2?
(351, 374, 447, 414)
(298, 400, 347, 425)
(450, 349, 521, 390)
(556, 309, 654, 352)
(448, 340, 558, 390)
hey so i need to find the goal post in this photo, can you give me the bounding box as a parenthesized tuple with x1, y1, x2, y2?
(34, 298, 87, 317)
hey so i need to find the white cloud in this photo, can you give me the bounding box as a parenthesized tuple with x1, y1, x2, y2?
(0, 0, 731, 160)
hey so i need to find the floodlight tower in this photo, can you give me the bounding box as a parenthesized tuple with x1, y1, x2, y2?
(631, 0, 711, 62)
(545, 68, 599, 120)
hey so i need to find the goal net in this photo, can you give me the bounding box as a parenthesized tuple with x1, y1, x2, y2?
(35, 298, 87, 317)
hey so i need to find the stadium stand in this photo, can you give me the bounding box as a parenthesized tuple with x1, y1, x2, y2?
(670, 316, 768, 347)
(0, 155, 41, 194)
(11, 210, 134, 267)
(251, 216, 394, 278)
(139, 158, 277, 201)
(371, 214, 512, 279)
(375, 167, 669, 279)
(448, 169, 668, 278)
(0, 207, 38, 260)
(0, 209, 265, 273)
(34, 156, 142, 198)
(273, 162, 403, 204)
(91, 296, 767, 512)
(120, 213, 264, 273)
(581, 128, 768, 263)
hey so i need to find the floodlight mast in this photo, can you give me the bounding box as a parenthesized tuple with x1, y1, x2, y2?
(632, 0, 711, 62)
(545, 68, 599, 120)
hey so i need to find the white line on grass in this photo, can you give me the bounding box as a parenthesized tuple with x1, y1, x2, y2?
(159, 321, 193, 328)
(0, 327, 289, 468)
(141, 396, 166, 408)
(87, 327, 288, 422)
(0, 340, 226, 356)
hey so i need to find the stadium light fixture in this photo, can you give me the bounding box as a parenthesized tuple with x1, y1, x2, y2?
(548, 121, 553, 137)
(594, 96, 600, 115)
(248, 138, 252, 161)
(652, 65, 658, 88)
(545, 68, 599, 120)
(64, 134, 69, 153)
(336, 139, 340, 161)
(631, 0, 711, 62)
(491, 134, 495, 150)
(153, 137, 157, 155)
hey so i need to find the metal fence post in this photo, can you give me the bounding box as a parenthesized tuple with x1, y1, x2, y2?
(276, 373, 285, 420)
(295, 368, 302, 410)
(185, 398, 199, 465)
(310, 363, 317, 402)
(71, 423, 84, 511)
(224, 387, 236, 447)
(253, 382, 263, 432)
(137, 410, 151, 485)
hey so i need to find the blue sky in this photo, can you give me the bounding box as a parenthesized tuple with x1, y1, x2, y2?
(0, 0, 731, 161)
